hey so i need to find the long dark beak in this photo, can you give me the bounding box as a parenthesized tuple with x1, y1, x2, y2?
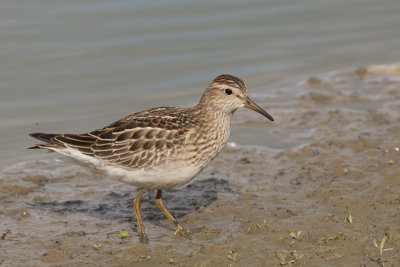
(244, 97, 274, 121)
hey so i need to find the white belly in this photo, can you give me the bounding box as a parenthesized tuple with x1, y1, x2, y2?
(57, 147, 204, 189)
(110, 163, 203, 189)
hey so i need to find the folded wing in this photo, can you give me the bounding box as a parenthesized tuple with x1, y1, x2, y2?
(29, 107, 193, 169)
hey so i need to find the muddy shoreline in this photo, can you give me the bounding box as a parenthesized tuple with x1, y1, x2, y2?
(1, 65, 400, 266)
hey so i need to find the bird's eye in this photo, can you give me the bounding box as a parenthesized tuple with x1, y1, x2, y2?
(225, 89, 232, 95)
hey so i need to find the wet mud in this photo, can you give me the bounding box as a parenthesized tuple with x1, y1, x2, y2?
(32, 178, 234, 223)
(1, 65, 400, 266)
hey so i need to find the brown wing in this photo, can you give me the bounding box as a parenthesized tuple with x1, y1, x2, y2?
(53, 107, 194, 168)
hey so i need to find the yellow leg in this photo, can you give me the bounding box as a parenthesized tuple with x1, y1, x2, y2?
(155, 189, 189, 238)
(133, 189, 148, 243)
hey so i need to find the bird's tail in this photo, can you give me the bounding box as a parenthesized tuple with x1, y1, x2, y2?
(28, 133, 62, 149)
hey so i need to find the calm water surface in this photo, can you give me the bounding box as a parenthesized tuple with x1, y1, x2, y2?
(1, 0, 400, 166)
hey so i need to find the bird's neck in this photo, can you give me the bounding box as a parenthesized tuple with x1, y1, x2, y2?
(194, 102, 234, 126)
(191, 103, 233, 148)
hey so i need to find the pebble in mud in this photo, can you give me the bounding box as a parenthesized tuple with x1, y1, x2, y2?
(6, 208, 30, 219)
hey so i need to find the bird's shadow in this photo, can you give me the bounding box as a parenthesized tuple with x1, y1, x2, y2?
(30, 178, 235, 232)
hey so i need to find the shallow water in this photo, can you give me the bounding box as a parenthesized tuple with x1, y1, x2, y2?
(1, 0, 400, 165)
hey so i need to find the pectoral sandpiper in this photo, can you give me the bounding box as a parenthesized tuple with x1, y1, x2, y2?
(28, 74, 274, 243)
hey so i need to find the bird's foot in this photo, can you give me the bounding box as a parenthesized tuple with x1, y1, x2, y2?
(139, 232, 149, 244)
(174, 224, 191, 239)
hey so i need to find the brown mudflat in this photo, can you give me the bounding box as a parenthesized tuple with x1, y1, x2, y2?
(1, 66, 399, 266)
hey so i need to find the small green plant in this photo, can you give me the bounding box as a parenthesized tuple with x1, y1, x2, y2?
(373, 236, 393, 266)
(93, 243, 102, 251)
(227, 250, 237, 262)
(138, 255, 151, 262)
(120, 231, 129, 238)
(252, 186, 265, 192)
(289, 231, 302, 244)
(289, 231, 301, 239)
(276, 250, 304, 265)
(344, 203, 352, 224)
